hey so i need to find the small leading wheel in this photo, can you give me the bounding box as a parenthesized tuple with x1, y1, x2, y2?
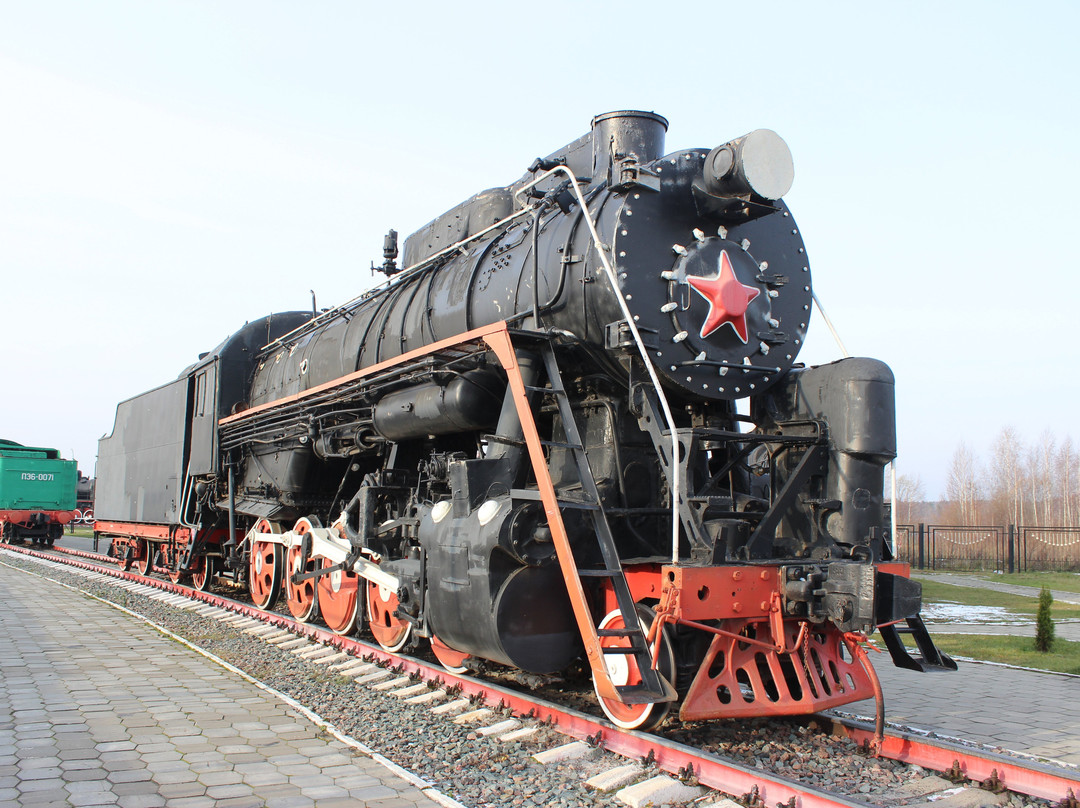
(317, 556, 360, 635)
(593, 604, 676, 731)
(249, 519, 284, 609)
(137, 539, 153, 576)
(285, 518, 319, 623)
(191, 555, 215, 592)
(431, 635, 469, 674)
(366, 580, 412, 652)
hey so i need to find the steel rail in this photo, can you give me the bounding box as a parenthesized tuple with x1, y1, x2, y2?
(6, 543, 1078, 805)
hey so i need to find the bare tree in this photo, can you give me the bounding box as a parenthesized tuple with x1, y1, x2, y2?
(1058, 437, 1078, 527)
(988, 426, 1024, 526)
(945, 441, 981, 525)
(891, 472, 926, 524)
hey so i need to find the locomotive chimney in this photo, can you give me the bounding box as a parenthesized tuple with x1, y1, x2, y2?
(591, 110, 668, 180)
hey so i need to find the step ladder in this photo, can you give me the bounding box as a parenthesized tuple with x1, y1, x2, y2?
(512, 336, 674, 706)
(878, 615, 958, 672)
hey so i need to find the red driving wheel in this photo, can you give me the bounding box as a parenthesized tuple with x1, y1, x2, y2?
(248, 519, 283, 609)
(285, 518, 319, 623)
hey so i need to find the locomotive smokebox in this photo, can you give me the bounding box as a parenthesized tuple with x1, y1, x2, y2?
(591, 110, 668, 179)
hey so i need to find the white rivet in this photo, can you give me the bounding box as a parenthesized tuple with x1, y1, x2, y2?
(661, 270, 677, 281)
(717, 226, 728, 239)
(759, 342, 770, 355)
(759, 260, 768, 270)
(768, 318, 779, 328)
(692, 228, 705, 242)
(619, 251, 626, 257)
(673, 331, 689, 343)
(695, 351, 706, 361)
(741, 238, 751, 251)
(661, 302, 678, 313)
(719, 367, 729, 376)
(672, 244, 688, 256)
(768, 290, 779, 298)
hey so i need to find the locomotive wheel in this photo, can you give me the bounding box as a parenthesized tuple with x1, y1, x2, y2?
(137, 539, 153, 575)
(249, 519, 284, 609)
(594, 604, 676, 731)
(285, 518, 319, 623)
(191, 555, 215, 592)
(317, 557, 360, 635)
(430, 635, 469, 674)
(167, 563, 185, 584)
(366, 581, 412, 652)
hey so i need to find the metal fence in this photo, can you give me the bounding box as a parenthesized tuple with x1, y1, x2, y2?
(896, 524, 1080, 572)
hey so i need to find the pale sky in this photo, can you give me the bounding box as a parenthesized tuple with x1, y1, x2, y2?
(1, 1, 1076, 498)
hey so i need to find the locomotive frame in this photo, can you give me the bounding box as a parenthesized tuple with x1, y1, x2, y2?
(94, 111, 954, 733)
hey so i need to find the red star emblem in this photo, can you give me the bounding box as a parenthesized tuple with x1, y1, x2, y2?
(686, 250, 760, 343)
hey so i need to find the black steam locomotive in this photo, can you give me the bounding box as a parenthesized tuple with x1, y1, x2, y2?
(96, 111, 952, 730)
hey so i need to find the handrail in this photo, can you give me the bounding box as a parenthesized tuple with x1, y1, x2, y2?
(513, 168, 684, 564)
(262, 207, 537, 352)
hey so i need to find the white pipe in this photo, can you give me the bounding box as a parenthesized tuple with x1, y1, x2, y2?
(890, 461, 898, 559)
(811, 290, 850, 358)
(513, 168, 683, 564)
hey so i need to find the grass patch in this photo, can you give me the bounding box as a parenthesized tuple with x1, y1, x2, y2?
(916, 578, 1080, 619)
(915, 634, 1080, 675)
(64, 527, 95, 538)
(968, 571, 1080, 594)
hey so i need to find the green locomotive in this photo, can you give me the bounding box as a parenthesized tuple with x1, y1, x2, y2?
(0, 439, 78, 545)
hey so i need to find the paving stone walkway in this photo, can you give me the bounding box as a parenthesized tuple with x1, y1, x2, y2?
(0, 562, 443, 808)
(847, 658, 1080, 766)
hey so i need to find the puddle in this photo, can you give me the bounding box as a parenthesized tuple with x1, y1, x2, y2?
(920, 601, 1029, 624)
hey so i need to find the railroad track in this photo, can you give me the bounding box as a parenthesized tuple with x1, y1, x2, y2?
(3, 542, 1077, 808)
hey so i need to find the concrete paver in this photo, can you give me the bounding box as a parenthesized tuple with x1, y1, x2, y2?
(847, 656, 1080, 766)
(0, 562, 443, 808)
